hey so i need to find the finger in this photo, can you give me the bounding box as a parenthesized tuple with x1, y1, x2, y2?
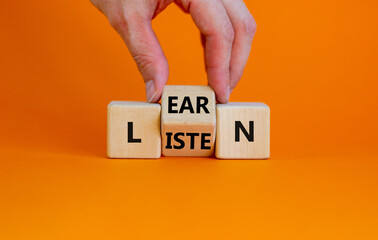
(200, 33, 206, 68)
(176, 0, 234, 103)
(221, 0, 256, 91)
(108, 7, 168, 103)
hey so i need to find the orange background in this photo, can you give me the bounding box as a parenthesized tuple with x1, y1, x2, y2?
(1, 0, 378, 239)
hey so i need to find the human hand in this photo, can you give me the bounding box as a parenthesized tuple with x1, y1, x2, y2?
(90, 0, 256, 103)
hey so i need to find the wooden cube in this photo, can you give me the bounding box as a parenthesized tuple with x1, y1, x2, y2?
(216, 102, 270, 159)
(161, 85, 216, 157)
(107, 101, 161, 158)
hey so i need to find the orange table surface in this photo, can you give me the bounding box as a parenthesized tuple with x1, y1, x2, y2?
(1, 146, 377, 239)
(1, 0, 377, 239)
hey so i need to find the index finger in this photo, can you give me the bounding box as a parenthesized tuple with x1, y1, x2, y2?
(176, 0, 234, 103)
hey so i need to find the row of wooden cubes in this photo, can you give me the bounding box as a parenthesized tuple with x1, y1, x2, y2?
(108, 85, 270, 159)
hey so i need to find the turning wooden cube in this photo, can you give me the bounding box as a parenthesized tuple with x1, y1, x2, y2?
(161, 85, 216, 157)
(107, 101, 161, 158)
(216, 102, 270, 159)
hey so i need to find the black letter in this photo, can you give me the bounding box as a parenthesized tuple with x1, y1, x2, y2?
(235, 121, 254, 142)
(179, 96, 194, 113)
(197, 96, 210, 113)
(165, 132, 173, 149)
(186, 132, 200, 149)
(201, 133, 211, 149)
(168, 96, 178, 113)
(174, 132, 185, 149)
(128, 122, 141, 143)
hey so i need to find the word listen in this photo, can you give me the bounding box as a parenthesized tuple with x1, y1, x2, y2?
(107, 86, 270, 159)
(127, 121, 254, 145)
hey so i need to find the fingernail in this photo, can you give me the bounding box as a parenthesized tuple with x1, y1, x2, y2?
(229, 87, 234, 96)
(226, 86, 230, 102)
(145, 80, 156, 103)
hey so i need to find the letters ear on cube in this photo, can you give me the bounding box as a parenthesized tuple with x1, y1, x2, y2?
(107, 101, 161, 158)
(216, 102, 270, 159)
(161, 85, 216, 157)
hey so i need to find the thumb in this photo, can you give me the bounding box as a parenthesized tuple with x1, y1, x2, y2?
(111, 14, 168, 102)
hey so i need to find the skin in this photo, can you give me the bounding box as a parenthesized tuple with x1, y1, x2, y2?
(90, 0, 256, 103)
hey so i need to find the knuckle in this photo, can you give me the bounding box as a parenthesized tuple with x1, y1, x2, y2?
(132, 53, 157, 73)
(240, 14, 257, 38)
